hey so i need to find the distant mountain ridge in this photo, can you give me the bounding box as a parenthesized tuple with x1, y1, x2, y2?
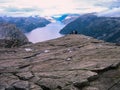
(61, 14, 80, 24)
(0, 16, 50, 33)
(60, 14, 120, 43)
(52, 14, 68, 21)
(51, 14, 80, 24)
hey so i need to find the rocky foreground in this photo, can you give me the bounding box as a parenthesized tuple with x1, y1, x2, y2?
(0, 35, 120, 90)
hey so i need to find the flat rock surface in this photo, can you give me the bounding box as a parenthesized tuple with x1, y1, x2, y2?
(0, 35, 120, 90)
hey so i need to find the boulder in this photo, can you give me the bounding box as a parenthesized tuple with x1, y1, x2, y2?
(0, 23, 29, 48)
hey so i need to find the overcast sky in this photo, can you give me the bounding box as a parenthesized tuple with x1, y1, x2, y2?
(0, 0, 120, 16)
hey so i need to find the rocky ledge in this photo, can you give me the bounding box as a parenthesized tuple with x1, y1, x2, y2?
(0, 35, 120, 90)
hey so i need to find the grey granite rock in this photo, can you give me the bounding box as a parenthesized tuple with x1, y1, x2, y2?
(0, 35, 120, 90)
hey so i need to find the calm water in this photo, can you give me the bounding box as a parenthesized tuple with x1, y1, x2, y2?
(26, 22, 65, 43)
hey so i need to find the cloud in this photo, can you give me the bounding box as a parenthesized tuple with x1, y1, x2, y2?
(98, 7, 120, 17)
(0, 0, 11, 3)
(4, 7, 41, 12)
(0, 0, 119, 16)
(94, 0, 120, 9)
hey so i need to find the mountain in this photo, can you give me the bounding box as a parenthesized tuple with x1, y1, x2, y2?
(0, 35, 120, 90)
(0, 23, 29, 48)
(51, 14, 80, 24)
(60, 14, 120, 43)
(61, 14, 80, 24)
(52, 14, 68, 21)
(0, 16, 50, 33)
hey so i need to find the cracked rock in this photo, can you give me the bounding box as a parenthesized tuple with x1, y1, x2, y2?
(5, 86, 15, 90)
(30, 82, 43, 90)
(16, 72, 34, 80)
(73, 79, 89, 88)
(12, 81, 29, 90)
(0, 35, 120, 90)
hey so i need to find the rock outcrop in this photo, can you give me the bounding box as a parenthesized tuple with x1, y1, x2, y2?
(60, 14, 120, 43)
(0, 23, 29, 48)
(0, 35, 120, 90)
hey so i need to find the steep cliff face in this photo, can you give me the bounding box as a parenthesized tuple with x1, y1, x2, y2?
(0, 35, 120, 90)
(60, 14, 120, 43)
(0, 23, 29, 48)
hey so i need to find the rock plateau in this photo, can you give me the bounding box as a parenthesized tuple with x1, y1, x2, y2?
(0, 35, 120, 90)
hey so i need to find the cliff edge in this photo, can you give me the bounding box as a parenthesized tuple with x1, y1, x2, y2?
(0, 35, 120, 90)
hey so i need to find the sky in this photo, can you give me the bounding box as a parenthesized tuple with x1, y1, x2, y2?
(0, 0, 120, 17)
